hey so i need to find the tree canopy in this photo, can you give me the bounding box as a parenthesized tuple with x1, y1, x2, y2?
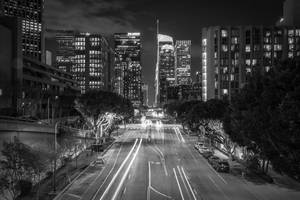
(75, 90, 134, 139)
(223, 60, 300, 179)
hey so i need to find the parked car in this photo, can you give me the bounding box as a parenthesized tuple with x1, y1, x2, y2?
(198, 147, 211, 154)
(92, 157, 105, 167)
(208, 156, 221, 164)
(215, 160, 230, 173)
(201, 151, 214, 159)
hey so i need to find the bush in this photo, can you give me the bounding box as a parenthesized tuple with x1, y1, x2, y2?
(16, 180, 32, 197)
(245, 155, 260, 172)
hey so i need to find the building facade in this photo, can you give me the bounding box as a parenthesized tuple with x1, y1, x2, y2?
(202, 26, 300, 101)
(142, 83, 149, 107)
(155, 34, 175, 107)
(0, 0, 44, 61)
(167, 84, 202, 103)
(175, 40, 192, 85)
(0, 18, 80, 117)
(56, 31, 112, 93)
(114, 33, 142, 107)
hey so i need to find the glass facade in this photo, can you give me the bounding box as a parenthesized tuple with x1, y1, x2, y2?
(202, 26, 300, 101)
(114, 33, 142, 107)
(175, 40, 192, 85)
(0, 0, 43, 61)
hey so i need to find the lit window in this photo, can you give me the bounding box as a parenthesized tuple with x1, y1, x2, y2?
(221, 30, 228, 38)
(245, 45, 251, 52)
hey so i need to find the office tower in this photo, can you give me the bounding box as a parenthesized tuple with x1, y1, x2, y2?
(46, 50, 52, 66)
(202, 26, 300, 101)
(55, 32, 112, 94)
(277, 0, 300, 27)
(56, 30, 75, 73)
(195, 71, 202, 84)
(155, 33, 175, 107)
(175, 40, 192, 85)
(0, 19, 80, 116)
(142, 83, 149, 107)
(114, 33, 142, 107)
(0, 0, 44, 61)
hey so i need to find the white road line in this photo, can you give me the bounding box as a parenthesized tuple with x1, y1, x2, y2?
(174, 128, 181, 142)
(173, 168, 185, 200)
(147, 161, 151, 200)
(99, 139, 138, 200)
(208, 175, 231, 200)
(112, 139, 143, 200)
(176, 128, 186, 143)
(89, 146, 122, 200)
(177, 166, 191, 200)
(181, 167, 197, 200)
(150, 186, 172, 199)
(66, 193, 81, 199)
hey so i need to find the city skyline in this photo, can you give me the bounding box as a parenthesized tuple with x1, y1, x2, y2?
(44, 0, 286, 105)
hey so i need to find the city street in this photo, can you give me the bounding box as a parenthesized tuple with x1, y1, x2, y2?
(54, 123, 300, 200)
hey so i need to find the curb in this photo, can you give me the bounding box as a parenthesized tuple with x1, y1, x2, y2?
(53, 140, 117, 200)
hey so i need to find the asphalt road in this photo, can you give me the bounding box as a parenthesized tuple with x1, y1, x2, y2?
(54, 123, 300, 200)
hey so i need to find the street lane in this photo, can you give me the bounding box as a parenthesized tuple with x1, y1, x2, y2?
(54, 123, 300, 200)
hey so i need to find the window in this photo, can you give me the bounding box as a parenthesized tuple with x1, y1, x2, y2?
(221, 30, 228, 38)
(245, 45, 251, 52)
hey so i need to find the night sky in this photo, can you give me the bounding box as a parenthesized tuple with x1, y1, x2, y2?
(44, 0, 285, 105)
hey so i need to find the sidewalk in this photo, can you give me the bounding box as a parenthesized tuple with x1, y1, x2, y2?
(19, 128, 126, 200)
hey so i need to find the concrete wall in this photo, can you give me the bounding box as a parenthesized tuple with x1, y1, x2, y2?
(0, 119, 55, 134)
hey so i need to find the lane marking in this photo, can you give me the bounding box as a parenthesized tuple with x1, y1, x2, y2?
(147, 161, 151, 200)
(150, 186, 172, 199)
(177, 166, 192, 200)
(66, 193, 81, 199)
(176, 128, 186, 143)
(181, 167, 197, 200)
(173, 168, 185, 200)
(111, 138, 143, 200)
(208, 175, 230, 200)
(99, 139, 138, 200)
(174, 128, 181, 142)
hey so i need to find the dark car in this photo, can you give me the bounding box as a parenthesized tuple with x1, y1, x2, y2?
(214, 160, 230, 173)
(208, 156, 221, 164)
(201, 151, 213, 159)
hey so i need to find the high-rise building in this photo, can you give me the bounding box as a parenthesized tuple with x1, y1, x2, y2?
(155, 34, 175, 107)
(175, 40, 192, 85)
(142, 83, 149, 107)
(0, 0, 44, 61)
(0, 19, 80, 116)
(55, 31, 112, 94)
(202, 26, 300, 101)
(56, 30, 75, 73)
(277, 0, 300, 27)
(114, 33, 142, 107)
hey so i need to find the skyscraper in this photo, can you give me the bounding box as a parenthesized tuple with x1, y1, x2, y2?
(142, 83, 149, 107)
(114, 33, 142, 107)
(155, 34, 175, 107)
(0, 0, 44, 61)
(56, 31, 112, 94)
(175, 40, 192, 85)
(202, 26, 300, 101)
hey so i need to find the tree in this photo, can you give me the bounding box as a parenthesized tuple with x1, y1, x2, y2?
(0, 137, 46, 200)
(74, 90, 134, 142)
(224, 60, 300, 179)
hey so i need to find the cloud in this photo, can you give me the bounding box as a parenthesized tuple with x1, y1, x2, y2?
(44, 0, 139, 36)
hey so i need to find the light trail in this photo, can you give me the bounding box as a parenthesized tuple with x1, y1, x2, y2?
(99, 139, 138, 200)
(111, 138, 143, 200)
